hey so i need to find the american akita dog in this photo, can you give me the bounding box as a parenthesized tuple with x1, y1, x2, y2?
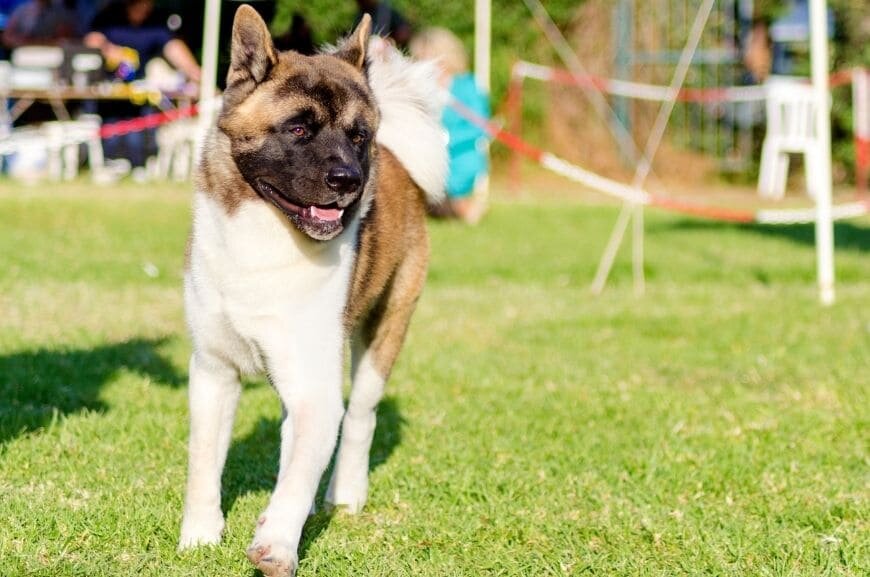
(178, 6, 446, 576)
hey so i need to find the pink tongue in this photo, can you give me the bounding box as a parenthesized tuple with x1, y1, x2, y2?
(309, 206, 344, 222)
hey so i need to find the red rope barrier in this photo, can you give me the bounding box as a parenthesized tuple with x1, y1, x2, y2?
(86, 88, 868, 223)
(447, 96, 868, 225)
(829, 69, 854, 88)
(505, 73, 525, 188)
(857, 136, 870, 194)
(99, 104, 199, 139)
(516, 61, 863, 103)
(650, 197, 755, 223)
(530, 67, 747, 103)
(451, 97, 544, 163)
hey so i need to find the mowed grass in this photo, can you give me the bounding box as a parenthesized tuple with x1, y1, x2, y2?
(0, 180, 867, 577)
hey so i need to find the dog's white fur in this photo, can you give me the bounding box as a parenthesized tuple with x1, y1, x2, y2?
(368, 38, 447, 205)
(179, 45, 446, 574)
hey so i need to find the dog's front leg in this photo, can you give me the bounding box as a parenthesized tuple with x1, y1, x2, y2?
(179, 352, 241, 548)
(247, 339, 344, 577)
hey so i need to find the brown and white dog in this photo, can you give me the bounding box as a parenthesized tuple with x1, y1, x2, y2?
(178, 6, 446, 576)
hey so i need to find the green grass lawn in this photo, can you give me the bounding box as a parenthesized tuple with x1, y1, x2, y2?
(0, 181, 867, 576)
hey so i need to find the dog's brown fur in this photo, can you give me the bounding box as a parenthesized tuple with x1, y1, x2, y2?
(347, 147, 429, 376)
(197, 6, 429, 391)
(183, 9, 440, 575)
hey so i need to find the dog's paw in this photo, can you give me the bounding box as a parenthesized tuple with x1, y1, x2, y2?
(178, 510, 225, 550)
(325, 469, 369, 514)
(246, 539, 298, 577)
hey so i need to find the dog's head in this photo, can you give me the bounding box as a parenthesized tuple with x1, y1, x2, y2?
(218, 6, 378, 241)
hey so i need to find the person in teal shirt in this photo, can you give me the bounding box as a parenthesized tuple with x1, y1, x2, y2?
(411, 27, 490, 223)
(443, 73, 490, 198)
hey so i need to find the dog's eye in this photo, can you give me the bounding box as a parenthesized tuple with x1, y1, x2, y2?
(351, 131, 367, 145)
(290, 126, 308, 138)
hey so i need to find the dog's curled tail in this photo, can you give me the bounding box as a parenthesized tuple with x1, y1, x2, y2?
(367, 39, 448, 205)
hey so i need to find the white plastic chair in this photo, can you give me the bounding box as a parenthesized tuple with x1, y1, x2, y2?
(1, 117, 106, 183)
(156, 117, 197, 181)
(9, 46, 64, 89)
(758, 77, 824, 200)
(1, 60, 13, 128)
(0, 126, 49, 181)
(43, 115, 105, 181)
(70, 52, 103, 89)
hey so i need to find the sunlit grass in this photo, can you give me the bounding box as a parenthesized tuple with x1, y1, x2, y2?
(0, 180, 867, 576)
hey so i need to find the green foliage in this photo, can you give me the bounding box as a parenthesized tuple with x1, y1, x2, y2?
(829, 0, 869, 181)
(0, 181, 868, 576)
(751, 0, 790, 22)
(273, 0, 581, 105)
(271, 1, 867, 182)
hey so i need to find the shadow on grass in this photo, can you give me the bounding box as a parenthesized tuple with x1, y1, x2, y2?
(657, 219, 869, 252)
(0, 337, 182, 445)
(222, 396, 406, 569)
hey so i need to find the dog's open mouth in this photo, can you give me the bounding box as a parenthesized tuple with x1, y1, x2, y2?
(257, 180, 344, 222)
(255, 180, 352, 240)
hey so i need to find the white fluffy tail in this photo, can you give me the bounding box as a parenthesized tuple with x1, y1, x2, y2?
(367, 39, 448, 205)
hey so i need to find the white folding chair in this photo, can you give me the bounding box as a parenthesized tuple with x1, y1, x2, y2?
(43, 115, 105, 181)
(156, 117, 197, 181)
(758, 77, 824, 200)
(70, 52, 103, 89)
(0, 125, 49, 181)
(0, 60, 12, 130)
(9, 46, 64, 86)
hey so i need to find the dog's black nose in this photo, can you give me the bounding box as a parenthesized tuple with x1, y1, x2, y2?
(325, 166, 362, 194)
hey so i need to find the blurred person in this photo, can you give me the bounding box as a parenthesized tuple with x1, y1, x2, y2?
(410, 27, 489, 224)
(3, 0, 81, 126)
(85, 0, 200, 84)
(84, 0, 202, 171)
(743, 17, 771, 84)
(354, 0, 411, 48)
(0, 0, 28, 38)
(2, 0, 78, 48)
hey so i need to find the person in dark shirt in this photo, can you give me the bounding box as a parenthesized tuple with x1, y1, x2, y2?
(2, 0, 78, 49)
(1, 0, 79, 125)
(354, 0, 411, 48)
(85, 0, 200, 83)
(84, 0, 201, 170)
(0, 0, 28, 31)
(0, 0, 29, 57)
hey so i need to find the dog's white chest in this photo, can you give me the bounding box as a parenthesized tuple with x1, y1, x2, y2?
(186, 193, 358, 375)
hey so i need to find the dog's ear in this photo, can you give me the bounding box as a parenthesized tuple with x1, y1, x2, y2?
(335, 14, 371, 71)
(226, 5, 277, 96)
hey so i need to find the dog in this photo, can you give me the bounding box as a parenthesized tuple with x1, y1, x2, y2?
(178, 6, 447, 577)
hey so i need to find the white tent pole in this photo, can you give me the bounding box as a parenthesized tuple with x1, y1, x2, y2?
(810, 0, 835, 305)
(196, 0, 222, 159)
(474, 0, 491, 94)
(473, 0, 492, 206)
